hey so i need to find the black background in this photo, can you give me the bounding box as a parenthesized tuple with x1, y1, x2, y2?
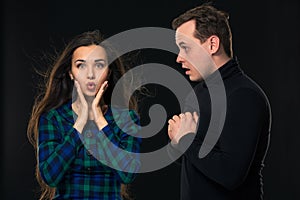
(2, 0, 300, 199)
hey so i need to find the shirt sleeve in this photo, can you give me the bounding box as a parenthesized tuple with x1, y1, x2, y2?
(177, 88, 269, 190)
(93, 109, 142, 184)
(38, 111, 82, 187)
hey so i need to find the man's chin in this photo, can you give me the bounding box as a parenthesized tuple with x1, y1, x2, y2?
(189, 76, 203, 82)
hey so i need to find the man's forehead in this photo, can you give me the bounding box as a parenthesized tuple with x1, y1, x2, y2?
(175, 31, 194, 45)
(175, 20, 196, 43)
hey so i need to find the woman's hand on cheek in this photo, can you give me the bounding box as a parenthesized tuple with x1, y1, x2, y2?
(92, 81, 109, 130)
(73, 80, 88, 133)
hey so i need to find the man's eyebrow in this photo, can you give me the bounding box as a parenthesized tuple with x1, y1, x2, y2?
(178, 42, 186, 46)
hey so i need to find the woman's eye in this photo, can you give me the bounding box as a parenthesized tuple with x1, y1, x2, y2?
(77, 63, 85, 68)
(95, 63, 105, 68)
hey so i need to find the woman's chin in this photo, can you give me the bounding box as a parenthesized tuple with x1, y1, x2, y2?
(83, 92, 97, 98)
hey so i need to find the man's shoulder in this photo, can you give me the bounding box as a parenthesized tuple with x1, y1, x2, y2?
(226, 73, 267, 97)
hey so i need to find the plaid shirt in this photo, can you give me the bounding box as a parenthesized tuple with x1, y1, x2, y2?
(38, 100, 141, 199)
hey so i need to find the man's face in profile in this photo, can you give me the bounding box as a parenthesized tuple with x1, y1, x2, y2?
(175, 20, 216, 82)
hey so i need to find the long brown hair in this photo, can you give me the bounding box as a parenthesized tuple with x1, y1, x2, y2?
(27, 30, 137, 200)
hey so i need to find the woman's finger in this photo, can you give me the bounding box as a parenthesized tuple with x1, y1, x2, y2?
(94, 81, 108, 105)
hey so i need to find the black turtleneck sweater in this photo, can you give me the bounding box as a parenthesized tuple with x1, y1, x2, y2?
(172, 58, 271, 200)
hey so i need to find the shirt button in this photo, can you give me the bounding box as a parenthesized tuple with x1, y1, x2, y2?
(87, 167, 91, 171)
(86, 131, 93, 138)
(87, 149, 94, 156)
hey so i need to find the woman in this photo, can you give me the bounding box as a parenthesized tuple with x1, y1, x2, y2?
(27, 30, 141, 200)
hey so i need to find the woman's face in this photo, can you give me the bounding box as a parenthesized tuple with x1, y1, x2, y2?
(70, 45, 109, 97)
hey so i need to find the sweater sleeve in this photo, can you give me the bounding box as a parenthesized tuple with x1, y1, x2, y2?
(38, 111, 82, 187)
(92, 110, 141, 184)
(178, 88, 268, 190)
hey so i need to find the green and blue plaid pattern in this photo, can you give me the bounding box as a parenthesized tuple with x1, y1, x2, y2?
(38, 100, 141, 199)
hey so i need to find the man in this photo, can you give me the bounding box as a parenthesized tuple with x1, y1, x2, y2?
(167, 4, 271, 200)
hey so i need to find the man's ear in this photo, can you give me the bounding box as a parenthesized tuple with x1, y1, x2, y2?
(208, 35, 220, 55)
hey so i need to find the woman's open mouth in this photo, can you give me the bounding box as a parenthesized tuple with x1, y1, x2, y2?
(87, 82, 96, 91)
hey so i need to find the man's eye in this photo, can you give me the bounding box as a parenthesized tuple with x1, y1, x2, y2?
(183, 46, 189, 51)
(181, 46, 189, 52)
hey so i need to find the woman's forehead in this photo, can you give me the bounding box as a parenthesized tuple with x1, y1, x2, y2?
(73, 45, 107, 61)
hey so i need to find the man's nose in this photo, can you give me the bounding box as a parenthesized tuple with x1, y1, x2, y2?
(176, 54, 184, 63)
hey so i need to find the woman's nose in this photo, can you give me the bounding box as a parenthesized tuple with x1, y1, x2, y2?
(87, 67, 95, 79)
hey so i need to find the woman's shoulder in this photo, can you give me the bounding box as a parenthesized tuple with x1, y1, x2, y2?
(41, 100, 73, 121)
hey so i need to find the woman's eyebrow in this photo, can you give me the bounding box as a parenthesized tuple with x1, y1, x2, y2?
(94, 59, 106, 62)
(74, 59, 86, 63)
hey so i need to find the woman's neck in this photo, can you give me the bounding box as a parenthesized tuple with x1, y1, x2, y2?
(84, 96, 95, 105)
(72, 96, 106, 120)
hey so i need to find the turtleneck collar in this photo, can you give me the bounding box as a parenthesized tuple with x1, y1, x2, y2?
(198, 57, 243, 88)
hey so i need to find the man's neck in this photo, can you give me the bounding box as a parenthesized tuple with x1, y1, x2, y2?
(213, 54, 231, 69)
